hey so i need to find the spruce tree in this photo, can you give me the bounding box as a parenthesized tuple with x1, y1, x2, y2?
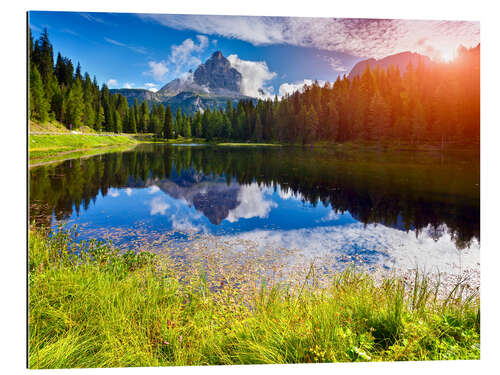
(29, 65, 50, 123)
(95, 105, 105, 132)
(174, 108, 182, 137)
(253, 113, 263, 141)
(164, 105, 173, 139)
(129, 107, 137, 134)
(66, 79, 85, 128)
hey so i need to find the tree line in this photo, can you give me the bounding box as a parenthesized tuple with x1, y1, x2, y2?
(29, 28, 479, 147)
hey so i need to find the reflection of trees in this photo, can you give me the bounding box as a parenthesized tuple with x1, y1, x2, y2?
(29, 144, 479, 247)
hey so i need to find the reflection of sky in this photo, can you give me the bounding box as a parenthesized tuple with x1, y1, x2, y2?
(62, 181, 479, 277)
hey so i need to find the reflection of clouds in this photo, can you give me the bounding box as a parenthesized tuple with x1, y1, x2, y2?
(278, 186, 303, 200)
(221, 223, 480, 276)
(125, 188, 133, 196)
(318, 210, 340, 222)
(149, 196, 170, 215)
(226, 183, 277, 223)
(108, 188, 120, 198)
(148, 185, 160, 194)
(170, 214, 204, 233)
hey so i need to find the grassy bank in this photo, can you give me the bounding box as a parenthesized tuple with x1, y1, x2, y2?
(28, 228, 480, 368)
(29, 133, 138, 165)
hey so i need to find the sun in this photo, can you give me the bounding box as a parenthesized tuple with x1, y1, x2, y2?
(437, 46, 458, 63)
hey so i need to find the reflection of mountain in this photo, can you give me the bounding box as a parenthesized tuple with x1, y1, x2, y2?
(149, 172, 240, 225)
(144, 170, 276, 225)
(124, 168, 241, 225)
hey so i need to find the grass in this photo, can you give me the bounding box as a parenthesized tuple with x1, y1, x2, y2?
(29, 133, 138, 165)
(28, 227, 480, 369)
(29, 120, 98, 134)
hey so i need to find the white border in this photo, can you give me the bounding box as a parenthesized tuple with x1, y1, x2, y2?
(1, 1, 499, 374)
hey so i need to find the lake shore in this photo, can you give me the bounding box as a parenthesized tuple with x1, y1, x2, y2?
(29, 122, 479, 167)
(28, 227, 479, 368)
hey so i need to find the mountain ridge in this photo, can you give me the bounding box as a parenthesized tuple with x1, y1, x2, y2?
(348, 51, 433, 79)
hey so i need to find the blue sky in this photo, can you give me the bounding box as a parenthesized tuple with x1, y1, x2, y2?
(28, 12, 479, 98)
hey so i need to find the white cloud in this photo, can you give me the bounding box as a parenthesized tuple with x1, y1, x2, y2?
(170, 215, 202, 233)
(108, 188, 120, 198)
(148, 185, 160, 194)
(123, 82, 134, 89)
(278, 79, 327, 97)
(227, 54, 277, 98)
(61, 28, 79, 36)
(169, 35, 209, 75)
(106, 79, 118, 87)
(220, 223, 480, 277)
(143, 83, 159, 92)
(146, 61, 169, 82)
(104, 37, 147, 54)
(142, 15, 479, 59)
(324, 56, 348, 72)
(104, 37, 126, 47)
(149, 196, 170, 216)
(226, 183, 277, 223)
(318, 210, 341, 222)
(79, 13, 105, 24)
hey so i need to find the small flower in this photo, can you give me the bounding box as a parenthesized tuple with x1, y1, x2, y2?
(179, 335, 182, 343)
(163, 341, 169, 345)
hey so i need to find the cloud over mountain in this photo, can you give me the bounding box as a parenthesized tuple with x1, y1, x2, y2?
(227, 54, 276, 98)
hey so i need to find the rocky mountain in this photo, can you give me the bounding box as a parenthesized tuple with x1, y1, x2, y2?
(193, 51, 242, 94)
(348, 51, 433, 79)
(111, 51, 253, 115)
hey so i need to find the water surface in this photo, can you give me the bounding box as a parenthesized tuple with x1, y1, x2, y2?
(29, 144, 480, 277)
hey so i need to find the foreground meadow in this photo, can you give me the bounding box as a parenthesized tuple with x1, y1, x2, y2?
(28, 228, 480, 368)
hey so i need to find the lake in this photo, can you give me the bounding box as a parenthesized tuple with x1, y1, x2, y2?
(29, 144, 480, 280)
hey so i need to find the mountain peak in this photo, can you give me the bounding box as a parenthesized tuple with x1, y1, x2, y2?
(193, 52, 242, 94)
(211, 51, 224, 59)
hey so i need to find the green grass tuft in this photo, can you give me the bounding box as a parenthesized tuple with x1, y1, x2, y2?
(28, 228, 480, 368)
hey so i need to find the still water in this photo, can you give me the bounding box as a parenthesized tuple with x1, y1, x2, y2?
(29, 144, 480, 277)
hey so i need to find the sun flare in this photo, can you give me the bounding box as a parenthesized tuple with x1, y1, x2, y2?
(434, 44, 458, 62)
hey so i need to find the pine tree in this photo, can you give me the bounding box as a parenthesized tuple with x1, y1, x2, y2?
(253, 113, 263, 141)
(114, 109, 122, 133)
(95, 105, 105, 132)
(193, 111, 203, 138)
(174, 108, 182, 137)
(183, 117, 192, 138)
(33, 28, 54, 84)
(164, 105, 173, 139)
(139, 101, 149, 133)
(83, 102, 95, 128)
(29, 65, 50, 123)
(129, 107, 137, 133)
(66, 79, 85, 128)
(367, 92, 390, 142)
(75, 62, 82, 81)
